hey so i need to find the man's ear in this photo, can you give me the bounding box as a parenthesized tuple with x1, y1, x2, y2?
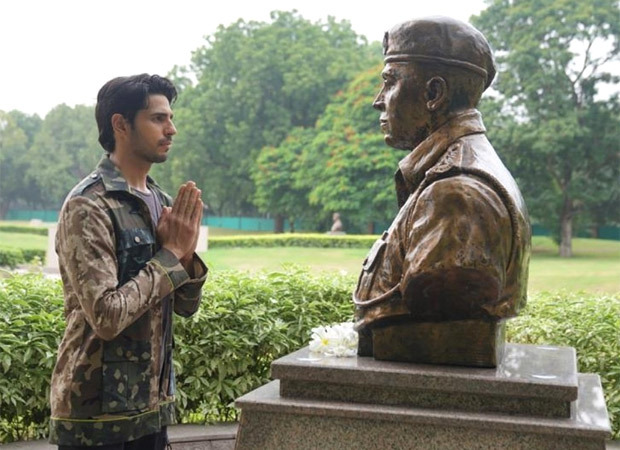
(111, 113, 129, 137)
(425, 77, 448, 112)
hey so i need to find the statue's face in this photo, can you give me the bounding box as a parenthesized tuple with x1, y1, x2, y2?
(373, 62, 430, 150)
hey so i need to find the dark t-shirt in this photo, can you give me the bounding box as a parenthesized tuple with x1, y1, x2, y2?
(133, 187, 162, 227)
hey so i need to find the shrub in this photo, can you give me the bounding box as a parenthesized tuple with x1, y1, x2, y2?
(0, 248, 24, 269)
(0, 273, 618, 442)
(0, 248, 45, 268)
(209, 233, 377, 249)
(0, 274, 64, 443)
(0, 225, 48, 236)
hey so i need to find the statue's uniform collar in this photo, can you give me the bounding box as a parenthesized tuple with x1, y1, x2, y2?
(395, 109, 486, 205)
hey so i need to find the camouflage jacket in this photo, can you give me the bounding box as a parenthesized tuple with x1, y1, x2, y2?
(49, 156, 207, 446)
(354, 109, 531, 329)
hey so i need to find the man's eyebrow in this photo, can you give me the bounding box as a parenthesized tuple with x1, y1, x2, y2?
(150, 110, 173, 118)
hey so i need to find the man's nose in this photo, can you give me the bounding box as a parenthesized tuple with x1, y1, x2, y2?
(166, 121, 177, 136)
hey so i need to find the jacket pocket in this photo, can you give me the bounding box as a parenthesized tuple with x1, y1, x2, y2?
(101, 339, 151, 413)
(116, 228, 155, 285)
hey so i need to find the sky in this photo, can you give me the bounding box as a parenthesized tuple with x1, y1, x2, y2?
(0, 0, 487, 117)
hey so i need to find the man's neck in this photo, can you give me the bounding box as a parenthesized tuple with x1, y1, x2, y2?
(109, 151, 151, 191)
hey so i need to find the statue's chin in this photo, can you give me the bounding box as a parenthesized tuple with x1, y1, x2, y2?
(384, 135, 415, 151)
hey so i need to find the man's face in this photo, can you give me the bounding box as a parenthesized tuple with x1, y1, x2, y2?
(128, 94, 176, 164)
(373, 62, 430, 150)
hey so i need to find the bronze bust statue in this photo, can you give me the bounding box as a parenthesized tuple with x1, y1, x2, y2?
(353, 17, 531, 367)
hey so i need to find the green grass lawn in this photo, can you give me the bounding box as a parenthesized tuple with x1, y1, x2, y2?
(1, 223, 618, 293)
(0, 231, 48, 250)
(202, 236, 620, 294)
(204, 246, 369, 274)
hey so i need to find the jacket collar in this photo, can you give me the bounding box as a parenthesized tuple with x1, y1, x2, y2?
(96, 155, 159, 194)
(395, 109, 486, 203)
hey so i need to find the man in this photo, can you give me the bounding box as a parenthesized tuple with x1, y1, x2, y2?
(49, 74, 207, 449)
(353, 17, 531, 365)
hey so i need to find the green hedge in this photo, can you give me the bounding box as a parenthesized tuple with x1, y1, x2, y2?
(0, 248, 46, 268)
(0, 274, 65, 443)
(0, 273, 618, 443)
(0, 225, 48, 236)
(209, 233, 377, 248)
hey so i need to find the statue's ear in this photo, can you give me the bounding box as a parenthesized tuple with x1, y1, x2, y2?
(425, 77, 448, 112)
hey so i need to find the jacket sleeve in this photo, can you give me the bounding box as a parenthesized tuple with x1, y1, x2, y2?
(56, 196, 192, 340)
(174, 254, 208, 317)
(399, 175, 513, 321)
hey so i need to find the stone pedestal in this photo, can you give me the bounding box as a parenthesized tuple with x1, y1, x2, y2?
(45, 225, 58, 272)
(235, 343, 611, 449)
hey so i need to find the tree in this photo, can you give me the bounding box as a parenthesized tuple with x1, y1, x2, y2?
(151, 11, 376, 216)
(256, 62, 404, 234)
(252, 128, 317, 232)
(302, 65, 400, 234)
(266, 63, 397, 234)
(0, 110, 42, 218)
(473, 0, 620, 257)
(27, 104, 101, 207)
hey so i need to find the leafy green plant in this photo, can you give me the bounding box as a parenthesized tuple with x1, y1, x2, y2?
(209, 233, 377, 249)
(0, 248, 45, 268)
(0, 225, 48, 236)
(0, 248, 24, 269)
(0, 274, 64, 442)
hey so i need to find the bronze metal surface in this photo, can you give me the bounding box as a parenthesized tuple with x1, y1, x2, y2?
(371, 320, 506, 367)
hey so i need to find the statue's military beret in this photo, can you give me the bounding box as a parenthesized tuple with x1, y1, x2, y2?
(383, 16, 496, 90)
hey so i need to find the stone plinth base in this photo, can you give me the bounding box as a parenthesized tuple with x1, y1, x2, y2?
(235, 344, 611, 449)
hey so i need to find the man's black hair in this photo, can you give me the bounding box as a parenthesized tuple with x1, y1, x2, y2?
(95, 74, 177, 152)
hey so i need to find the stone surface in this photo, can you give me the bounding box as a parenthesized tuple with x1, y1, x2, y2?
(273, 343, 578, 417)
(169, 424, 236, 450)
(2, 424, 238, 450)
(3, 424, 618, 449)
(45, 225, 58, 272)
(197, 225, 209, 252)
(235, 343, 611, 449)
(235, 375, 610, 449)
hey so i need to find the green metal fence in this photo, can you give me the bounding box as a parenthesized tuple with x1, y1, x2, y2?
(5, 210, 59, 222)
(4, 210, 619, 240)
(204, 216, 276, 231)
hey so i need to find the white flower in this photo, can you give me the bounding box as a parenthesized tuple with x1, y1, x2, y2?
(309, 322, 358, 357)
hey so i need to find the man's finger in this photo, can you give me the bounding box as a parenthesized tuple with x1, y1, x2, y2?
(186, 188, 201, 219)
(192, 197, 203, 225)
(171, 184, 187, 215)
(179, 183, 198, 218)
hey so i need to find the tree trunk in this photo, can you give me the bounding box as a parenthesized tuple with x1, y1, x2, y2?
(366, 221, 375, 235)
(0, 200, 9, 220)
(288, 218, 295, 233)
(559, 210, 573, 258)
(274, 215, 284, 234)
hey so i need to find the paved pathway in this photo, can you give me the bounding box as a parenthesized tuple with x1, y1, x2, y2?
(2, 424, 237, 449)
